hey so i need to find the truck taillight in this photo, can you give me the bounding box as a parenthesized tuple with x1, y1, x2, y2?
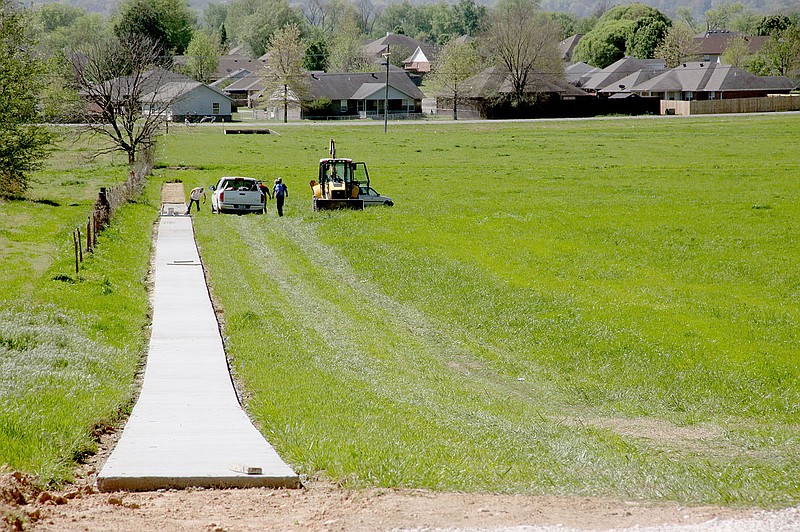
(260, 193, 265, 203)
(220, 192, 224, 201)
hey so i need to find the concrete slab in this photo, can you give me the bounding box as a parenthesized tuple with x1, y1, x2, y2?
(97, 215, 300, 492)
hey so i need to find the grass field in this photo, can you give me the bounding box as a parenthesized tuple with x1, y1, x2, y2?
(1, 115, 798, 506)
(156, 115, 799, 505)
(0, 131, 159, 483)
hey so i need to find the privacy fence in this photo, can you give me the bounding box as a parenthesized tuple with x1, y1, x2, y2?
(662, 95, 800, 115)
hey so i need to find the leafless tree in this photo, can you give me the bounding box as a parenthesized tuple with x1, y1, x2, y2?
(69, 32, 188, 165)
(353, 0, 379, 34)
(483, 0, 563, 107)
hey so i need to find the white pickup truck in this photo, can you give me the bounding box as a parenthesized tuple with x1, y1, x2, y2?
(210, 177, 266, 214)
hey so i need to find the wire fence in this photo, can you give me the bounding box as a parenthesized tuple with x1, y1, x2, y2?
(71, 165, 150, 274)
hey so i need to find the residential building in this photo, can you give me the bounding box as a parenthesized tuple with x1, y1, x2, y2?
(302, 69, 424, 119)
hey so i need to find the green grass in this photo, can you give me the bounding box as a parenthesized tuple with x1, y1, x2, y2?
(0, 130, 159, 483)
(159, 115, 799, 505)
(2, 116, 799, 507)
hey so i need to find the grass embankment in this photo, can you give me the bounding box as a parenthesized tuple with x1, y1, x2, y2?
(0, 132, 159, 483)
(162, 115, 799, 506)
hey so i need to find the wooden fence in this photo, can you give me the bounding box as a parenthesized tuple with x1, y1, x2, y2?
(661, 95, 800, 116)
(72, 169, 147, 274)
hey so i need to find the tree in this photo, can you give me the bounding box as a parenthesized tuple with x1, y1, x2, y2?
(704, 2, 744, 32)
(483, 0, 562, 108)
(757, 14, 791, 36)
(327, 16, 372, 72)
(303, 35, 327, 70)
(572, 3, 671, 68)
(225, 0, 302, 57)
(69, 32, 182, 165)
(261, 23, 307, 123)
(114, 0, 195, 56)
(752, 24, 800, 77)
(0, 1, 53, 197)
(353, 0, 379, 34)
(654, 22, 699, 68)
(721, 34, 751, 67)
(626, 15, 671, 60)
(428, 39, 480, 120)
(183, 30, 219, 82)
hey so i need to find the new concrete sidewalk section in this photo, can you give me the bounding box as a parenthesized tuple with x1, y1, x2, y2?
(97, 215, 299, 491)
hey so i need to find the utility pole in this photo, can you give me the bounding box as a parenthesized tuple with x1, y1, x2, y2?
(383, 46, 391, 133)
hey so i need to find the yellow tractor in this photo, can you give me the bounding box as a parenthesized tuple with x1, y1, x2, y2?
(310, 140, 370, 210)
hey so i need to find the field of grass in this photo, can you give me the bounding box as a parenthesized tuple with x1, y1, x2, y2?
(1, 116, 797, 507)
(156, 115, 799, 505)
(0, 131, 160, 483)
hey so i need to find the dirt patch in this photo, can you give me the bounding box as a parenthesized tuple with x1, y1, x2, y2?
(22, 479, 758, 532)
(2, 453, 759, 532)
(161, 183, 186, 205)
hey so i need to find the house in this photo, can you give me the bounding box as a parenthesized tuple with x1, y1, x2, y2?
(581, 57, 666, 96)
(694, 30, 768, 63)
(452, 65, 593, 119)
(302, 69, 424, 119)
(628, 61, 794, 100)
(363, 33, 438, 75)
(559, 34, 583, 63)
(217, 71, 266, 108)
(212, 52, 267, 82)
(565, 62, 600, 87)
(142, 81, 234, 122)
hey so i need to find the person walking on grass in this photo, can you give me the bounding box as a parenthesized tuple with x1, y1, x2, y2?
(273, 178, 288, 217)
(186, 186, 206, 214)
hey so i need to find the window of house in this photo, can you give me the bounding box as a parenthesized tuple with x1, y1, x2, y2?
(340, 100, 348, 112)
(212, 102, 220, 115)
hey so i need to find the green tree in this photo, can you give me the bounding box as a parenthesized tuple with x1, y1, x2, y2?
(453, 0, 486, 36)
(32, 4, 108, 58)
(626, 16, 671, 59)
(572, 3, 671, 68)
(704, 2, 744, 32)
(183, 30, 219, 82)
(114, 0, 195, 56)
(483, 0, 563, 107)
(428, 39, 481, 120)
(225, 0, 302, 57)
(721, 34, 751, 67)
(303, 35, 327, 71)
(757, 15, 791, 36)
(752, 24, 800, 77)
(327, 16, 372, 72)
(261, 23, 307, 122)
(0, 1, 53, 197)
(654, 21, 699, 67)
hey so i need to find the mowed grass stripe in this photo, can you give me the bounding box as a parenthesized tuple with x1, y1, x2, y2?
(161, 115, 799, 503)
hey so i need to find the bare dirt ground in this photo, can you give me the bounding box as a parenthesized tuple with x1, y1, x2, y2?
(1, 447, 765, 532)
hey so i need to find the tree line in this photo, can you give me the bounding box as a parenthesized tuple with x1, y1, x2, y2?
(2, 0, 800, 197)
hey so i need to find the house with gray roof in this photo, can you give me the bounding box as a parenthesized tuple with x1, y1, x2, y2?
(363, 33, 438, 75)
(302, 70, 424, 119)
(142, 80, 234, 122)
(628, 61, 794, 100)
(581, 57, 666, 95)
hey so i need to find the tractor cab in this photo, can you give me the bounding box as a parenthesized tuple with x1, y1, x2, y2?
(310, 141, 371, 210)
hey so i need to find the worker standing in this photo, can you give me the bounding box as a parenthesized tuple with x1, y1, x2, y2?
(186, 186, 206, 214)
(273, 178, 288, 217)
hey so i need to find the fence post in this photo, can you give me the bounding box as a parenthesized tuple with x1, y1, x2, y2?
(73, 231, 79, 274)
(87, 215, 92, 252)
(77, 228, 83, 262)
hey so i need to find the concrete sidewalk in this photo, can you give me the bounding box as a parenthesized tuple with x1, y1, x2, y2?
(97, 215, 299, 491)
